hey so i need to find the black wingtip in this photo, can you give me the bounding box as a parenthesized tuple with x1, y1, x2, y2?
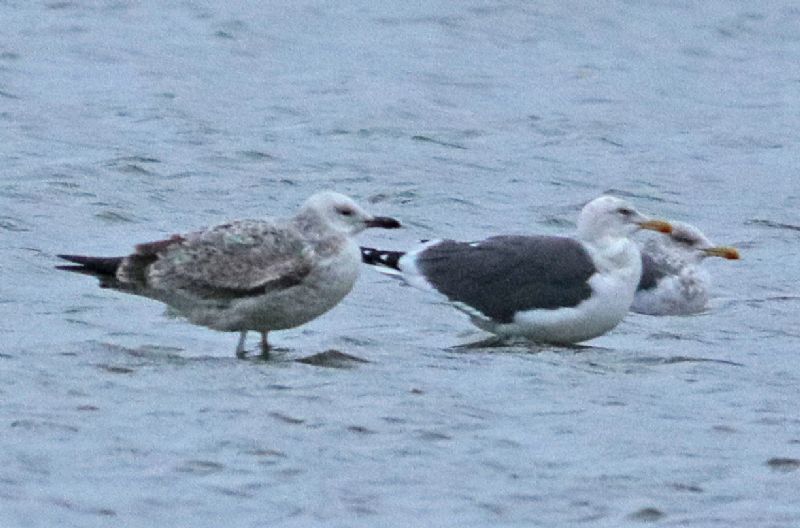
(360, 246, 404, 270)
(56, 254, 123, 276)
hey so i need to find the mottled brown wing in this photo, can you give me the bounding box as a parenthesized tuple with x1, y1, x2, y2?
(142, 220, 313, 300)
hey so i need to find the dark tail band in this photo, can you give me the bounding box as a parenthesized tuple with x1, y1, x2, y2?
(360, 247, 404, 271)
(56, 254, 123, 277)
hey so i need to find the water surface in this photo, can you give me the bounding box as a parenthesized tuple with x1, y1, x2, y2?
(2, 1, 799, 526)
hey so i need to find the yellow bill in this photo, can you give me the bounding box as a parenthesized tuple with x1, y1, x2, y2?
(702, 246, 740, 260)
(638, 219, 673, 234)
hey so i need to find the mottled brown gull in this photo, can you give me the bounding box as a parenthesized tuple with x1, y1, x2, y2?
(633, 221, 740, 315)
(361, 196, 672, 344)
(57, 191, 400, 357)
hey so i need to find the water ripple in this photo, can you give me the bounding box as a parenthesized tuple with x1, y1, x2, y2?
(746, 218, 800, 233)
(3, 2, 800, 527)
(0, 216, 31, 232)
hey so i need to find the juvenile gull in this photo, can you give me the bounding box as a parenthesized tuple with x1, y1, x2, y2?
(632, 221, 740, 315)
(361, 196, 672, 344)
(58, 191, 400, 357)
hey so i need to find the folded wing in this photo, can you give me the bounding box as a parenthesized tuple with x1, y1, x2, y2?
(414, 235, 596, 323)
(129, 220, 313, 301)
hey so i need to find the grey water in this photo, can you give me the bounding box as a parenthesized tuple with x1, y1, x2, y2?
(2, 1, 800, 526)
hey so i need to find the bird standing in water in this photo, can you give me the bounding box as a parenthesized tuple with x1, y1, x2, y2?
(58, 191, 401, 357)
(362, 196, 673, 344)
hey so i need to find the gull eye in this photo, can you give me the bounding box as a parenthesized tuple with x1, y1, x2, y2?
(617, 207, 634, 217)
(336, 206, 355, 217)
(672, 234, 695, 245)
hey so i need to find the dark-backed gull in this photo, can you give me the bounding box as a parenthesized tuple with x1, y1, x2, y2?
(361, 196, 671, 344)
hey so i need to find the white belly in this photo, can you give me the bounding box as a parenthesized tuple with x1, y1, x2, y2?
(631, 268, 710, 316)
(486, 270, 638, 343)
(481, 239, 643, 344)
(185, 242, 361, 332)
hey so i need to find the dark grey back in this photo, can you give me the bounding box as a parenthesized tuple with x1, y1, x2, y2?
(638, 253, 668, 291)
(416, 235, 596, 323)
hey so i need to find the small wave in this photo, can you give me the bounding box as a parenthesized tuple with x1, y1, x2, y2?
(237, 150, 276, 161)
(411, 135, 467, 150)
(94, 210, 137, 224)
(746, 219, 800, 233)
(766, 457, 800, 472)
(0, 216, 31, 232)
(633, 355, 744, 367)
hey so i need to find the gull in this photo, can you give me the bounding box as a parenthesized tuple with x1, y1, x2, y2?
(361, 196, 672, 344)
(632, 221, 740, 315)
(57, 191, 400, 357)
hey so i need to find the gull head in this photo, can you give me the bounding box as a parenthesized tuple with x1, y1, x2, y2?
(663, 221, 740, 261)
(577, 195, 673, 242)
(300, 191, 401, 236)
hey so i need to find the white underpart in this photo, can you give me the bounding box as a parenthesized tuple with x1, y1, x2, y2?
(631, 267, 711, 315)
(489, 237, 642, 342)
(378, 196, 659, 344)
(395, 234, 643, 343)
(190, 241, 361, 331)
